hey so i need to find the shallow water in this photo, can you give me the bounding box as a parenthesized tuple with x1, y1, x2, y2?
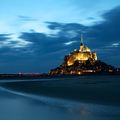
(0, 76, 120, 120)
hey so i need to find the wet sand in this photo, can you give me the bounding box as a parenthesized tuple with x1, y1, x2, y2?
(1, 75, 120, 106)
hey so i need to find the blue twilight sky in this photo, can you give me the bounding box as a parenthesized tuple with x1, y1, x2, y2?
(0, 0, 120, 73)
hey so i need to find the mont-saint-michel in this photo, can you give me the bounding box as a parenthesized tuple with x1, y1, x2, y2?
(49, 35, 120, 76)
(0, 34, 120, 79)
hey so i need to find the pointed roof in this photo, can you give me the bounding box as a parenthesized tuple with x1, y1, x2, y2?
(79, 34, 91, 52)
(80, 34, 84, 45)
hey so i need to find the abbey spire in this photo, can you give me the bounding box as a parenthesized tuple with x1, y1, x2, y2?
(79, 34, 84, 51)
(80, 34, 84, 45)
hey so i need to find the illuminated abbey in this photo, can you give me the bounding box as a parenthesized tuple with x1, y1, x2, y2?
(66, 35, 97, 66)
(49, 35, 118, 75)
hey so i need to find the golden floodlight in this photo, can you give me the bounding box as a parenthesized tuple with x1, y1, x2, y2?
(67, 34, 97, 66)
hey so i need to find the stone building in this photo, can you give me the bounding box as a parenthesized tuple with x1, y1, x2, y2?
(65, 35, 97, 66)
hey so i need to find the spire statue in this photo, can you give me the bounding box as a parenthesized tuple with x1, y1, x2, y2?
(80, 34, 83, 45)
(80, 33, 84, 51)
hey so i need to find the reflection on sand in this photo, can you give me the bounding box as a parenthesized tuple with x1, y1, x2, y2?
(1, 75, 120, 106)
(0, 86, 120, 120)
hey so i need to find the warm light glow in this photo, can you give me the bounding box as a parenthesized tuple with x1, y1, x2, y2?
(78, 72, 81, 74)
(109, 69, 113, 72)
(66, 43, 97, 66)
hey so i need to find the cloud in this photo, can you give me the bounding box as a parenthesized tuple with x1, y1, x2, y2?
(18, 21, 89, 56)
(18, 16, 38, 21)
(0, 34, 11, 40)
(19, 31, 68, 54)
(88, 6, 120, 44)
(0, 6, 120, 73)
(112, 43, 120, 47)
(0, 34, 32, 50)
(104, 42, 120, 48)
(46, 22, 88, 31)
(64, 41, 77, 46)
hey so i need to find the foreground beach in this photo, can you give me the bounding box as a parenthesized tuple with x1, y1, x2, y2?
(1, 75, 120, 106)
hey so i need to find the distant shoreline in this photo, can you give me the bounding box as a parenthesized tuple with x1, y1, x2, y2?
(0, 72, 120, 80)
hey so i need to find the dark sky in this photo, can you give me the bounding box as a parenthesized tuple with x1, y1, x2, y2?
(0, 1, 120, 73)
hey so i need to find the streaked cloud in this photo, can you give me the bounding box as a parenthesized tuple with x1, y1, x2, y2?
(18, 16, 38, 22)
(0, 34, 32, 49)
(112, 42, 120, 47)
(64, 41, 77, 46)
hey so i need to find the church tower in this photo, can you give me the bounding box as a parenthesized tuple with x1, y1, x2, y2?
(66, 34, 97, 66)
